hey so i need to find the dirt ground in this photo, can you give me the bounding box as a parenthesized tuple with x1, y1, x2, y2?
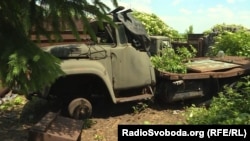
(0, 95, 190, 141)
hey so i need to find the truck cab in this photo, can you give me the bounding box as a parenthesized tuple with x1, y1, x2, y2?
(149, 36, 172, 56)
(33, 7, 156, 119)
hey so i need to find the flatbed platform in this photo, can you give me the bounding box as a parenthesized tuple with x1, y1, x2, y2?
(158, 56, 250, 80)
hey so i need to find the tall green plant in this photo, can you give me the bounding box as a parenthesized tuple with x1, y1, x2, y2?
(150, 45, 197, 73)
(186, 76, 250, 124)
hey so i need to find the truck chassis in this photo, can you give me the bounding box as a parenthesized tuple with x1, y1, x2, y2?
(155, 55, 250, 104)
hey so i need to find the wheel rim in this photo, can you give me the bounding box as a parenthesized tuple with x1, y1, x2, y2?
(68, 98, 92, 120)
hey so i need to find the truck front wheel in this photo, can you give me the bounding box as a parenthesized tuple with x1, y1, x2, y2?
(68, 98, 92, 120)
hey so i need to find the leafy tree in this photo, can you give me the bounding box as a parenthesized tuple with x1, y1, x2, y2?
(203, 23, 247, 35)
(204, 24, 250, 57)
(186, 25, 193, 34)
(183, 25, 193, 39)
(0, 0, 118, 94)
(132, 11, 180, 38)
(211, 31, 250, 57)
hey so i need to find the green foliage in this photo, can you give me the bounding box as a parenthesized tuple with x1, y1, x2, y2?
(186, 25, 194, 34)
(83, 119, 97, 129)
(0, 0, 117, 42)
(203, 24, 250, 57)
(150, 46, 197, 73)
(94, 134, 104, 141)
(183, 25, 194, 39)
(207, 31, 250, 57)
(203, 23, 248, 35)
(132, 102, 149, 114)
(186, 76, 250, 124)
(0, 0, 118, 94)
(0, 96, 26, 111)
(0, 27, 65, 94)
(132, 11, 180, 38)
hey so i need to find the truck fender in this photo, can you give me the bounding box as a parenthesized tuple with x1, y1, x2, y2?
(62, 60, 116, 103)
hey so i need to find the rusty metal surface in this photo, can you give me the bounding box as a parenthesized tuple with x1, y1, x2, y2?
(185, 59, 240, 72)
(28, 112, 83, 141)
(159, 56, 250, 80)
(116, 93, 153, 103)
(30, 31, 91, 47)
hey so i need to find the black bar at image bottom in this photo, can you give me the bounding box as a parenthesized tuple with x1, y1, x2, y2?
(118, 125, 249, 141)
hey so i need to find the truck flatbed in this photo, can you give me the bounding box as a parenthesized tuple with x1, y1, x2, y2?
(158, 56, 250, 80)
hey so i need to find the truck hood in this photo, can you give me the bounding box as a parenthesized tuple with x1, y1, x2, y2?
(41, 44, 87, 57)
(60, 59, 107, 75)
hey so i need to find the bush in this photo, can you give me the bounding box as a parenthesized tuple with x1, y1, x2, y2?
(150, 45, 197, 73)
(186, 76, 250, 124)
(208, 31, 250, 57)
(132, 11, 180, 38)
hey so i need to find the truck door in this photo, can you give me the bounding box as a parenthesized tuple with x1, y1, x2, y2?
(111, 45, 156, 89)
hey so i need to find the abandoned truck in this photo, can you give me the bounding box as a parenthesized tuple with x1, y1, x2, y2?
(28, 6, 250, 119)
(29, 7, 156, 119)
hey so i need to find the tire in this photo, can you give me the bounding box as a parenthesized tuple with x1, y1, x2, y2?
(68, 98, 92, 120)
(196, 79, 218, 107)
(156, 80, 177, 104)
(202, 78, 219, 100)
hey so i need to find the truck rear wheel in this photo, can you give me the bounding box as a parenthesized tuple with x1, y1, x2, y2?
(156, 80, 177, 104)
(68, 98, 92, 120)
